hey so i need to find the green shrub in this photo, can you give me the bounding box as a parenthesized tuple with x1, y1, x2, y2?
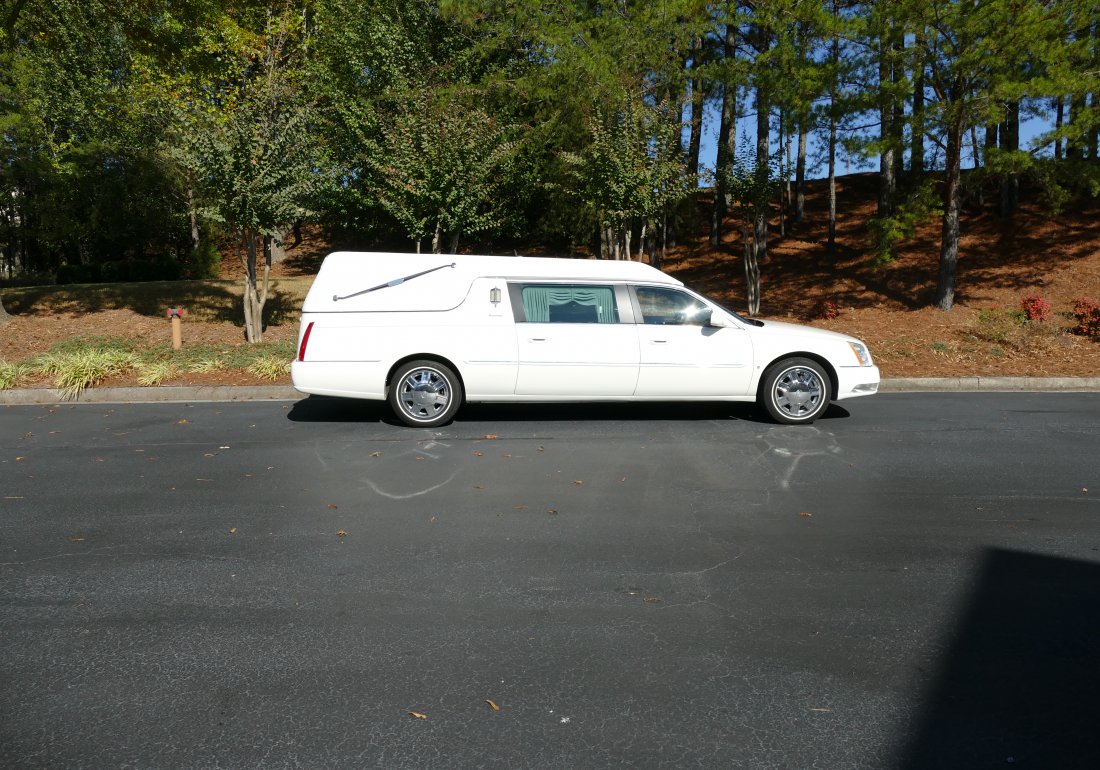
(56, 264, 102, 284)
(186, 240, 223, 280)
(973, 307, 1026, 344)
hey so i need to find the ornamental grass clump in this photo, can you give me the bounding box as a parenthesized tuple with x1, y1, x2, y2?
(134, 359, 177, 386)
(48, 348, 136, 399)
(0, 360, 28, 390)
(248, 354, 291, 381)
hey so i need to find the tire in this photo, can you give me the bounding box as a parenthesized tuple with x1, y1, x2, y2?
(388, 360, 463, 428)
(760, 357, 830, 424)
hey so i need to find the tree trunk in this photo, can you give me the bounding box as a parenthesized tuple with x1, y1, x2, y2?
(795, 125, 807, 223)
(687, 37, 705, 181)
(743, 228, 760, 316)
(828, 114, 837, 254)
(999, 100, 1020, 218)
(711, 16, 738, 247)
(1052, 97, 1063, 160)
(0, 294, 10, 326)
(936, 120, 963, 312)
(828, 1, 839, 255)
(878, 30, 896, 218)
(755, 82, 770, 266)
(431, 219, 443, 254)
(188, 186, 200, 251)
(1089, 91, 1099, 161)
(779, 108, 789, 237)
(241, 230, 270, 343)
(1067, 95, 1086, 159)
(911, 35, 925, 177)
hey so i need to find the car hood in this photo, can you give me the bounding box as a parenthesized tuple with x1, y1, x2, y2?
(746, 319, 864, 345)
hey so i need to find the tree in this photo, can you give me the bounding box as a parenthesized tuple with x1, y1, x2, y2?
(359, 89, 521, 254)
(720, 140, 779, 315)
(905, 0, 1072, 310)
(563, 101, 689, 261)
(174, 5, 321, 342)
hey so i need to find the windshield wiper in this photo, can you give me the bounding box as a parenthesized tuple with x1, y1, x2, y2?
(333, 262, 456, 302)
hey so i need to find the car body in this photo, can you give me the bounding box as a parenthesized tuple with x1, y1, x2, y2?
(291, 252, 880, 426)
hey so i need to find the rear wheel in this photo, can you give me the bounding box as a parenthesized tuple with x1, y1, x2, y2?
(389, 360, 463, 428)
(760, 357, 830, 424)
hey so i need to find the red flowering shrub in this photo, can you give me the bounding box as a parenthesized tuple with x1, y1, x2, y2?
(1073, 297, 1100, 338)
(1020, 294, 1053, 322)
(813, 299, 840, 320)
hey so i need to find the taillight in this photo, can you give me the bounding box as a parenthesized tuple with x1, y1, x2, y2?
(297, 321, 315, 361)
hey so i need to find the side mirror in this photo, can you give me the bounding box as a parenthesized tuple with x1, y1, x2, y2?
(698, 308, 714, 327)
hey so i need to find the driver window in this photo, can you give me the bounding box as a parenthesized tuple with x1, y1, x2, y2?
(635, 287, 709, 326)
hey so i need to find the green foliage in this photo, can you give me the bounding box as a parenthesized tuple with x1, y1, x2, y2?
(248, 353, 293, 381)
(358, 88, 522, 252)
(0, 361, 29, 390)
(186, 241, 223, 280)
(36, 347, 136, 399)
(561, 100, 688, 258)
(973, 307, 1027, 344)
(867, 180, 941, 266)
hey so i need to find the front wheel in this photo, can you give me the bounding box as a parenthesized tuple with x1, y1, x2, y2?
(760, 357, 830, 424)
(389, 360, 463, 428)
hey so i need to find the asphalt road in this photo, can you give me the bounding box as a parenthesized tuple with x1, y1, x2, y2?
(2, 394, 1099, 769)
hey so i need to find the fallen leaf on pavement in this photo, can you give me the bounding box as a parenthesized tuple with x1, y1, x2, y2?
(328, 503, 338, 509)
(370, 451, 383, 458)
(572, 480, 582, 485)
(408, 711, 428, 720)
(485, 699, 501, 712)
(483, 434, 498, 439)
(229, 528, 237, 535)
(643, 597, 661, 604)
(799, 511, 813, 517)
(177, 420, 188, 425)
(336, 530, 347, 537)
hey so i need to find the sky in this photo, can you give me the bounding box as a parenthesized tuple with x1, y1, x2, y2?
(693, 101, 1060, 182)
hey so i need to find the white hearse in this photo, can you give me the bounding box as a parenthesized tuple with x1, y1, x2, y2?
(291, 252, 880, 427)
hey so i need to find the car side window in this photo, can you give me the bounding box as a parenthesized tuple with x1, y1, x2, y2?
(635, 287, 709, 326)
(517, 284, 620, 324)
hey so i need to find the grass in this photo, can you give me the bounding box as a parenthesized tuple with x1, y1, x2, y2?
(0, 337, 296, 397)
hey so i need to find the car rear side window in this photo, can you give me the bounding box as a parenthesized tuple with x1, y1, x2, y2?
(515, 284, 620, 324)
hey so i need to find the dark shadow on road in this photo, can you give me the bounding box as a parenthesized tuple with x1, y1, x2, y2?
(286, 396, 390, 424)
(287, 395, 851, 425)
(900, 548, 1100, 769)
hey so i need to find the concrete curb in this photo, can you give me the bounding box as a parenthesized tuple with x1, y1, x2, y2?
(2, 378, 1100, 406)
(879, 377, 1100, 393)
(0, 385, 300, 405)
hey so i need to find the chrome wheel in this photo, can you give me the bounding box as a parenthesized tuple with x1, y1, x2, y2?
(761, 358, 829, 424)
(389, 361, 462, 427)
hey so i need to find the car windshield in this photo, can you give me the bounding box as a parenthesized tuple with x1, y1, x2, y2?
(688, 289, 764, 327)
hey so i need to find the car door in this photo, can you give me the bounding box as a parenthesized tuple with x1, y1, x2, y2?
(631, 285, 753, 397)
(511, 283, 640, 397)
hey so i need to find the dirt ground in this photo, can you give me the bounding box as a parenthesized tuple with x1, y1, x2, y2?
(2, 172, 1098, 386)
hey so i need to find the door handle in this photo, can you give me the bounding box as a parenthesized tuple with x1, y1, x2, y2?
(528, 338, 546, 342)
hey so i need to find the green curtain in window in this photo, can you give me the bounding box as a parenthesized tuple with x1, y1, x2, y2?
(521, 286, 618, 323)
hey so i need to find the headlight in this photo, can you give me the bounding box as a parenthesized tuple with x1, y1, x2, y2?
(848, 341, 873, 366)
